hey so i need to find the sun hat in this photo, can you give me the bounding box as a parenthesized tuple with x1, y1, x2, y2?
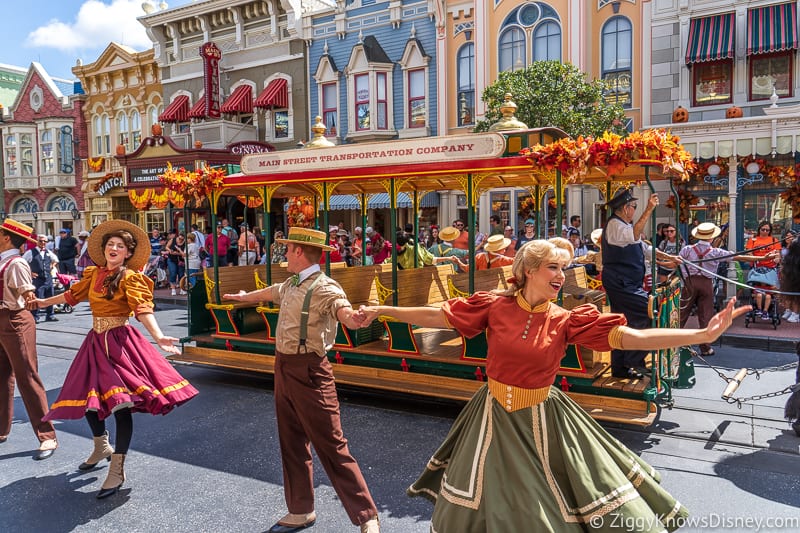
(691, 222, 721, 241)
(438, 226, 460, 242)
(0, 218, 37, 243)
(78, 230, 91, 238)
(87, 219, 150, 271)
(276, 227, 335, 251)
(590, 228, 603, 247)
(59, 228, 70, 234)
(606, 188, 638, 210)
(524, 218, 535, 225)
(483, 234, 511, 253)
(337, 228, 349, 237)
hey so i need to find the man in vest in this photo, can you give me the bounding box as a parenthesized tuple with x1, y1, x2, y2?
(601, 188, 674, 379)
(23, 235, 60, 323)
(223, 227, 380, 533)
(56, 228, 78, 275)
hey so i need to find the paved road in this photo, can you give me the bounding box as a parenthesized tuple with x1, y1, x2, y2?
(2, 303, 799, 532)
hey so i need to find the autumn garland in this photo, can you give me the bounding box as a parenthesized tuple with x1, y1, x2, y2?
(286, 196, 315, 228)
(158, 162, 226, 204)
(665, 189, 701, 223)
(521, 129, 697, 182)
(87, 156, 104, 173)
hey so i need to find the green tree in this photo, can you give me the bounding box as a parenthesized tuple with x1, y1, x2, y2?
(474, 61, 628, 138)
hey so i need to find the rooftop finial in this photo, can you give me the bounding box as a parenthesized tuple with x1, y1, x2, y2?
(304, 116, 335, 149)
(488, 93, 528, 132)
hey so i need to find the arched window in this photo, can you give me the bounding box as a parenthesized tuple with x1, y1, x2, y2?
(93, 116, 103, 155)
(117, 113, 130, 149)
(499, 27, 526, 72)
(130, 111, 142, 150)
(601, 16, 632, 108)
(457, 43, 475, 126)
(533, 21, 561, 61)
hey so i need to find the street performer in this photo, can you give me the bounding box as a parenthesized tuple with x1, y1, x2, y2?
(224, 226, 380, 533)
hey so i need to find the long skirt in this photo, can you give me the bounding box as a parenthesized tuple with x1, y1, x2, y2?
(43, 325, 198, 421)
(409, 386, 688, 532)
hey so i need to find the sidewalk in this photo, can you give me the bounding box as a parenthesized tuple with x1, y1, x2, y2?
(154, 288, 799, 353)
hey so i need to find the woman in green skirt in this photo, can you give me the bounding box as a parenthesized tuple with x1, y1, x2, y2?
(360, 238, 748, 532)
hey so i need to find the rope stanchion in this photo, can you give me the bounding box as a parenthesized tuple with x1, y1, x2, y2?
(673, 259, 800, 297)
(721, 368, 748, 401)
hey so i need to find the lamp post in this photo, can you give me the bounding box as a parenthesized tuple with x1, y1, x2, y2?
(71, 207, 80, 220)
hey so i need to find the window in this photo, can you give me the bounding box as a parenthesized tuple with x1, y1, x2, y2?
(321, 83, 337, 136)
(602, 17, 632, 108)
(749, 52, 793, 100)
(274, 110, 289, 138)
(130, 111, 142, 149)
(20, 133, 33, 176)
(355, 74, 370, 131)
(94, 114, 111, 155)
(5, 134, 17, 176)
(499, 27, 526, 72)
(41, 130, 55, 174)
(533, 21, 561, 61)
(693, 60, 733, 106)
(407, 69, 425, 128)
(117, 113, 130, 148)
(376, 72, 387, 130)
(457, 43, 475, 127)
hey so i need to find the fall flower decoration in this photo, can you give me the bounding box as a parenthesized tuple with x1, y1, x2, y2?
(665, 189, 700, 223)
(521, 129, 696, 183)
(237, 195, 264, 209)
(779, 181, 800, 222)
(128, 189, 153, 210)
(87, 156, 104, 173)
(158, 162, 226, 204)
(286, 196, 316, 228)
(517, 195, 537, 223)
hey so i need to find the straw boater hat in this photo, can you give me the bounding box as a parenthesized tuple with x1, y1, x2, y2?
(277, 227, 335, 251)
(484, 234, 511, 253)
(691, 222, 721, 241)
(590, 228, 603, 247)
(87, 219, 151, 271)
(0, 218, 37, 243)
(438, 226, 460, 242)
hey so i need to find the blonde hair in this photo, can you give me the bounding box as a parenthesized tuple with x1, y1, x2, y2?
(501, 238, 573, 295)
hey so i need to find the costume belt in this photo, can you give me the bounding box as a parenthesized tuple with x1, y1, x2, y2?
(488, 378, 550, 412)
(93, 316, 129, 334)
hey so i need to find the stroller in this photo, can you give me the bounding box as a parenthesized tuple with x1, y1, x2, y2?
(145, 254, 169, 289)
(53, 272, 78, 314)
(743, 267, 781, 329)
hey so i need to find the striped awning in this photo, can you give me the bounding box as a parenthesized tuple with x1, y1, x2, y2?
(327, 192, 439, 211)
(685, 13, 735, 64)
(255, 78, 288, 109)
(188, 98, 207, 119)
(158, 95, 189, 123)
(747, 2, 798, 55)
(221, 85, 253, 114)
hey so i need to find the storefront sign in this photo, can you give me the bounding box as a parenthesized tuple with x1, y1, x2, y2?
(240, 133, 507, 175)
(129, 165, 169, 185)
(201, 42, 221, 119)
(227, 141, 275, 155)
(97, 175, 125, 196)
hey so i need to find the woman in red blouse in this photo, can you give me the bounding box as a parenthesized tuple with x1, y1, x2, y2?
(360, 238, 747, 532)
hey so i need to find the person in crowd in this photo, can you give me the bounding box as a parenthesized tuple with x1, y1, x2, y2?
(75, 231, 94, 277)
(190, 224, 205, 251)
(392, 231, 456, 269)
(567, 228, 587, 258)
(656, 223, 683, 283)
(185, 232, 201, 288)
(23, 234, 60, 323)
(149, 227, 162, 258)
(224, 227, 381, 533)
(458, 234, 514, 271)
(654, 223, 667, 247)
(0, 218, 58, 460)
(777, 239, 800, 435)
(575, 228, 604, 276)
(326, 226, 343, 264)
(679, 222, 767, 356)
(503, 225, 517, 257)
(351, 227, 364, 266)
(489, 215, 503, 236)
(206, 223, 230, 267)
(254, 226, 267, 260)
(238, 223, 259, 266)
(271, 230, 288, 264)
(474, 222, 487, 252)
(57, 228, 78, 275)
(358, 237, 746, 532)
(515, 218, 537, 251)
(166, 232, 186, 296)
(451, 219, 469, 250)
(33, 220, 198, 499)
(567, 215, 581, 235)
(601, 188, 677, 379)
(744, 221, 782, 317)
(424, 225, 441, 249)
(428, 226, 470, 271)
(780, 230, 799, 323)
(221, 218, 239, 266)
(369, 231, 393, 265)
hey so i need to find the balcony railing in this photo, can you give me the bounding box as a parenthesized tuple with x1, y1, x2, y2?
(40, 174, 76, 191)
(4, 176, 39, 192)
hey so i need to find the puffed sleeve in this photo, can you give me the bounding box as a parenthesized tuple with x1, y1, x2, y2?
(441, 291, 496, 338)
(64, 266, 97, 306)
(122, 271, 155, 318)
(565, 304, 627, 352)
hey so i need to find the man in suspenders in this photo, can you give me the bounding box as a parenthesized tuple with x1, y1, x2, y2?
(225, 227, 380, 533)
(0, 219, 58, 459)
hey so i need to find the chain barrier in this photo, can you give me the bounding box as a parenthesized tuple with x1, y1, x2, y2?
(694, 352, 799, 408)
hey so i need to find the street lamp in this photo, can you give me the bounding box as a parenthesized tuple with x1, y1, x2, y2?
(71, 207, 80, 220)
(703, 163, 727, 187)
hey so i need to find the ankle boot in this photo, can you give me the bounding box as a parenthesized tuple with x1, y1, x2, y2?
(79, 431, 114, 471)
(97, 453, 126, 499)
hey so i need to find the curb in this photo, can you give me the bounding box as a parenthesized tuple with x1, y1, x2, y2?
(720, 333, 797, 353)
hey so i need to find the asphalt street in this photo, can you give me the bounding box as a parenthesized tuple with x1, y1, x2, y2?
(1, 303, 799, 532)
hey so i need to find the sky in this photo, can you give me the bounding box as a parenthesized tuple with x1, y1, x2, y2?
(0, 0, 194, 81)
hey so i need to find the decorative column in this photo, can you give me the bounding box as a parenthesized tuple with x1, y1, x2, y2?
(726, 156, 738, 300)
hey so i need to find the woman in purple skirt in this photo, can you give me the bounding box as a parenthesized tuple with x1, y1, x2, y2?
(33, 220, 198, 499)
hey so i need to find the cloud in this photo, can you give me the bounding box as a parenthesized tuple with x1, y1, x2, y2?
(26, 0, 153, 52)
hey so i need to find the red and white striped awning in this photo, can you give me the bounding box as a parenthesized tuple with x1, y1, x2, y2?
(158, 95, 189, 123)
(254, 78, 288, 109)
(221, 85, 253, 114)
(188, 98, 207, 119)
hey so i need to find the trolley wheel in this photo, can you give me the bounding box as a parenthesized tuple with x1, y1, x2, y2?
(63, 304, 74, 314)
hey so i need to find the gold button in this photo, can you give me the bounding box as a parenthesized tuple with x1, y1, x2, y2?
(506, 393, 512, 399)
(506, 386, 512, 391)
(506, 405, 512, 411)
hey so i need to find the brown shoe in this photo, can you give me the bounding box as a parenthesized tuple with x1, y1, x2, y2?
(34, 438, 58, 460)
(268, 512, 317, 533)
(0, 435, 7, 443)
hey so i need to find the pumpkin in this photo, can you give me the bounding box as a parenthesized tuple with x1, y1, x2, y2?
(672, 106, 689, 123)
(726, 105, 743, 119)
(151, 123, 163, 136)
(301, 202, 316, 221)
(115, 144, 126, 156)
(194, 140, 203, 149)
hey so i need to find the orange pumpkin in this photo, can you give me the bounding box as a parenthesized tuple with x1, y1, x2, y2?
(194, 140, 203, 149)
(115, 144, 126, 156)
(672, 106, 689, 123)
(726, 106, 743, 119)
(301, 202, 316, 221)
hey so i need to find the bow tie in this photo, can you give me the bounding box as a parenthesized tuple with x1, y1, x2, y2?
(289, 274, 301, 286)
